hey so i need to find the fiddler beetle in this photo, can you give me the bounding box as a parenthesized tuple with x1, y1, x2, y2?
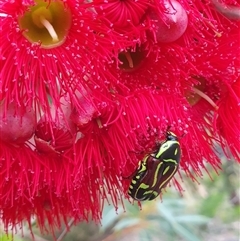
(128, 131, 181, 201)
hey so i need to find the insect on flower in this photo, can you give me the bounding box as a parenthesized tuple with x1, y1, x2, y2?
(128, 131, 181, 201)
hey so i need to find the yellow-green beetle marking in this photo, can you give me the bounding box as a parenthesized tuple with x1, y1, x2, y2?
(127, 131, 181, 201)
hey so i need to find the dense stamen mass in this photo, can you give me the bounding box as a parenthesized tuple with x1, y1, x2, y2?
(18, 0, 71, 48)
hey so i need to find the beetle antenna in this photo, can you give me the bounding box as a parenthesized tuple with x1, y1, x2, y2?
(180, 133, 186, 139)
(167, 125, 171, 132)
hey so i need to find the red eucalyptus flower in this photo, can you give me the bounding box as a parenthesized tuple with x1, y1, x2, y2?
(0, 0, 239, 239)
(0, 0, 128, 116)
(93, 0, 149, 28)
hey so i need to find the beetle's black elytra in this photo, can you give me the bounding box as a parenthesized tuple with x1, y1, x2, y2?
(128, 131, 181, 201)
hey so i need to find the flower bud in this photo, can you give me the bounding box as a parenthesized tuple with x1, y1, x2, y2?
(149, 0, 188, 43)
(35, 101, 77, 153)
(0, 103, 36, 144)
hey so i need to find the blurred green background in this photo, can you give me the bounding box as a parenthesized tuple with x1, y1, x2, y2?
(1, 157, 239, 241)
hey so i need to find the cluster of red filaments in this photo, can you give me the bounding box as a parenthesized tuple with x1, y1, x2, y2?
(0, 0, 239, 237)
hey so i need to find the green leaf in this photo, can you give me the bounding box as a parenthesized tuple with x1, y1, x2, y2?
(157, 203, 202, 241)
(125, 201, 141, 215)
(114, 218, 140, 231)
(100, 205, 124, 231)
(0, 234, 11, 241)
(174, 215, 210, 224)
(0, 234, 22, 241)
(140, 229, 154, 241)
(199, 192, 225, 217)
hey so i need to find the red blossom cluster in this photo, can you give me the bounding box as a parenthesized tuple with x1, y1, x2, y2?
(0, 0, 239, 237)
